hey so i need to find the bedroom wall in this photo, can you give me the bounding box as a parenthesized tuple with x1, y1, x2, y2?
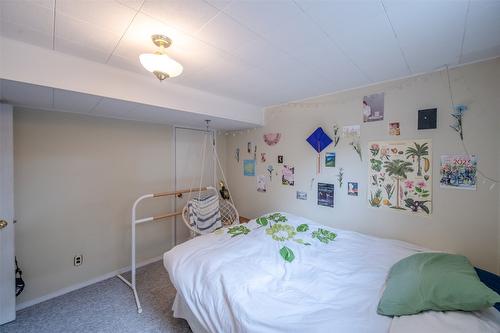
(13, 109, 178, 305)
(225, 58, 500, 273)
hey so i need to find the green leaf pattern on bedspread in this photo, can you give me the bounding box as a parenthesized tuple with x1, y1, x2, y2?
(224, 213, 336, 263)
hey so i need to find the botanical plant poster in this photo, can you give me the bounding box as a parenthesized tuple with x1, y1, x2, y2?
(440, 154, 477, 190)
(367, 139, 432, 215)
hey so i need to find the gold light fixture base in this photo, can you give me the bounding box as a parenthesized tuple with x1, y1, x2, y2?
(151, 34, 172, 49)
(153, 71, 169, 81)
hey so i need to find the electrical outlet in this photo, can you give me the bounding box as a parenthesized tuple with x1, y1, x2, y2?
(74, 255, 83, 267)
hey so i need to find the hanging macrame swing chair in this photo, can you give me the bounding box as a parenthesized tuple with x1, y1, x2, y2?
(181, 121, 239, 234)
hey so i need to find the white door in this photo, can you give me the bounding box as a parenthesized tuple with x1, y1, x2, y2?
(0, 104, 15, 324)
(174, 127, 215, 245)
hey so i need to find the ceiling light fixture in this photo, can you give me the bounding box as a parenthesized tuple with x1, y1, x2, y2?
(139, 34, 183, 81)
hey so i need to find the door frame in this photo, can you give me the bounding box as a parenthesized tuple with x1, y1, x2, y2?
(172, 125, 216, 246)
(0, 104, 15, 324)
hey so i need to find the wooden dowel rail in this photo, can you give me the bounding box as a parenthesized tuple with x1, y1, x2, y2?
(153, 187, 208, 198)
(153, 211, 182, 221)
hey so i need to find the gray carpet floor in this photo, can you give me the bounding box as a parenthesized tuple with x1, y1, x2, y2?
(0, 261, 192, 333)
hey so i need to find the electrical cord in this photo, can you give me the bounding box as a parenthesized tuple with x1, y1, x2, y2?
(445, 65, 499, 185)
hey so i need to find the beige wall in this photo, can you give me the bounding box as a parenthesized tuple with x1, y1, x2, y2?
(14, 109, 176, 304)
(225, 58, 500, 273)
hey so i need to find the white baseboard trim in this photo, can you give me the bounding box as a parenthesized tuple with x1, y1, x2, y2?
(16, 255, 164, 311)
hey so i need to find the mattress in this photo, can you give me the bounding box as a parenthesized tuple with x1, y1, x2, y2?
(163, 212, 499, 333)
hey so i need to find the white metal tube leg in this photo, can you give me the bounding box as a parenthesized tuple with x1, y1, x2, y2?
(117, 194, 153, 314)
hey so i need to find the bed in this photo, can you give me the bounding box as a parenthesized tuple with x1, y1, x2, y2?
(163, 212, 500, 333)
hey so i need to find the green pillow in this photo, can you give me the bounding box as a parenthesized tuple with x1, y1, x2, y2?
(377, 252, 500, 316)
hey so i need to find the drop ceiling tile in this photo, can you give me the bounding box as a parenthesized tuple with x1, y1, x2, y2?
(222, 1, 290, 37)
(0, 0, 54, 48)
(303, 1, 410, 82)
(0, 0, 54, 33)
(107, 54, 150, 76)
(111, 13, 186, 60)
(462, 1, 500, 63)
(1, 80, 53, 109)
(383, 0, 467, 73)
(141, 0, 220, 34)
(0, 19, 53, 49)
(55, 12, 122, 62)
(204, 0, 231, 11)
(115, 0, 144, 11)
(53, 89, 101, 114)
(195, 12, 260, 54)
(293, 37, 369, 91)
(55, 37, 111, 63)
(225, 1, 327, 56)
(56, 0, 136, 36)
(231, 38, 300, 75)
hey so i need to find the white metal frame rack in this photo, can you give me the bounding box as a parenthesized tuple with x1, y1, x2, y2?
(116, 187, 206, 313)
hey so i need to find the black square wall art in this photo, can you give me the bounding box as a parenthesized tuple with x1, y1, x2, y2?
(418, 108, 437, 130)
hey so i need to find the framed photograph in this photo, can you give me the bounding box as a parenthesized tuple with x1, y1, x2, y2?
(243, 159, 256, 176)
(296, 191, 307, 200)
(318, 183, 334, 207)
(363, 92, 384, 122)
(389, 122, 400, 136)
(325, 152, 336, 167)
(348, 182, 358, 196)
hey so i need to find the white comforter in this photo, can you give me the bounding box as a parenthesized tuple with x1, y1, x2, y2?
(163, 212, 499, 333)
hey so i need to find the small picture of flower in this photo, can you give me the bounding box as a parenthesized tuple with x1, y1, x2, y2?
(370, 143, 380, 156)
(404, 180, 414, 189)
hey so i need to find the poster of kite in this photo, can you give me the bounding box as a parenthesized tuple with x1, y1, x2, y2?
(367, 139, 432, 215)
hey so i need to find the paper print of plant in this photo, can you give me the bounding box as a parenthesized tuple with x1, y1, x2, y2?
(378, 173, 385, 183)
(350, 140, 362, 161)
(404, 198, 430, 214)
(414, 181, 430, 198)
(267, 165, 274, 181)
(369, 189, 383, 207)
(370, 158, 382, 172)
(370, 144, 380, 156)
(380, 148, 390, 160)
(311, 228, 337, 244)
(332, 124, 340, 148)
(405, 142, 429, 176)
(383, 159, 414, 209)
(337, 168, 344, 188)
(384, 183, 395, 199)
